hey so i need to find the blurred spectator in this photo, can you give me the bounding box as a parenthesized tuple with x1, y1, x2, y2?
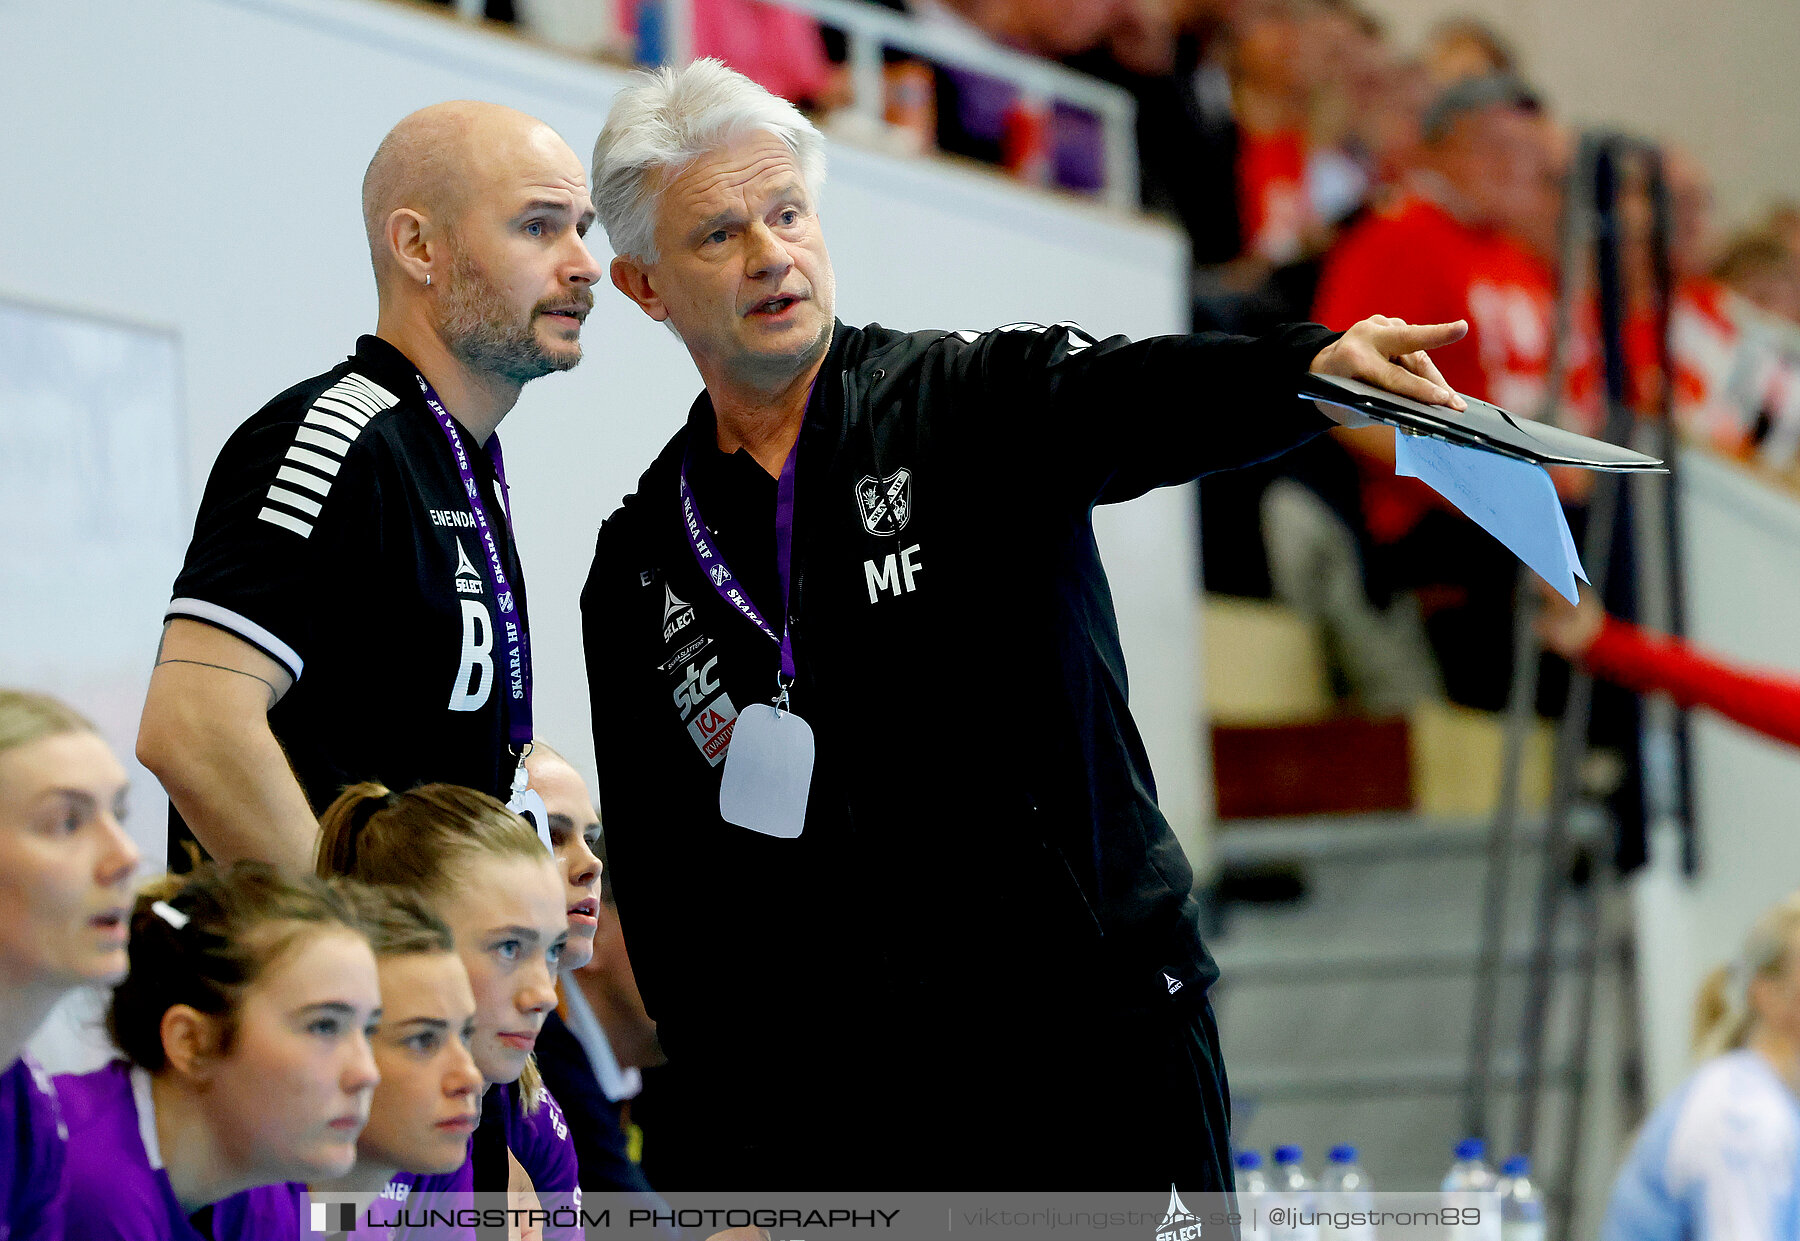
(1766, 200, 1800, 263)
(1086, 0, 1243, 265)
(1302, 2, 1386, 229)
(689, 0, 848, 109)
(1287, 72, 1557, 710)
(913, 0, 1115, 192)
(1422, 15, 1517, 86)
(1714, 228, 1800, 326)
(1227, 0, 1324, 265)
(1587, 147, 1758, 453)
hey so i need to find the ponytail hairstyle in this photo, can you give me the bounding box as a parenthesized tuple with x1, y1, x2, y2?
(0, 688, 96, 760)
(108, 862, 364, 1071)
(317, 782, 554, 1111)
(1693, 892, 1800, 1060)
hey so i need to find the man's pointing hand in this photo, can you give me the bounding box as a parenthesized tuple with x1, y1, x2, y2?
(1308, 315, 1471, 419)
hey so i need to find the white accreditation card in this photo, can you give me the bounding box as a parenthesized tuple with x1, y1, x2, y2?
(718, 703, 814, 838)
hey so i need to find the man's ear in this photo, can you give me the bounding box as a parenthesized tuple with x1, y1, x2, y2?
(160, 1004, 221, 1081)
(610, 256, 669, 324)
(387, 208, 436, 289)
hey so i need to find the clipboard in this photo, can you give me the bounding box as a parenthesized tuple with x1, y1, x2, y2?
(1298, 373, 1668, 473)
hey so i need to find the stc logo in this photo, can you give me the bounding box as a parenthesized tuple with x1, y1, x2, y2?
(673, 657, 721, 721)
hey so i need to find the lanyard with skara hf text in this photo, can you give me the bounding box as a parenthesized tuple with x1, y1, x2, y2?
(418, 375, 534, 753)
(678, 434, 799, 710)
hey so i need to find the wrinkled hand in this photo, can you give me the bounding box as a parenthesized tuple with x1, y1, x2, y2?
(1309, 316, 1470, 419)
(1534, 578, 1605, 659)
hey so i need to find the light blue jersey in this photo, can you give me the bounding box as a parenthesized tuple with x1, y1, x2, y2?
(1602, 1050, 1800, 1241)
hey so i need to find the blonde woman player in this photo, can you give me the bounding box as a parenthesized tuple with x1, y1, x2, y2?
(0, 689, 140, 1240)
(1602, 893, 1800, 1241)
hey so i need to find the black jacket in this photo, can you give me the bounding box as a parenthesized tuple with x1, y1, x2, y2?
(580, 318, 1336, 1110)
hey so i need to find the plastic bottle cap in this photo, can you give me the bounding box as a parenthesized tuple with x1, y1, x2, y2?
(1502, 1155, 1530, 1177)
(1454, 1137, 1486, 1161)
(1235, 1150, 1265, 1171)
(1329, 1145, 1358, 1164)
(1273, 1145, 1305, 1164)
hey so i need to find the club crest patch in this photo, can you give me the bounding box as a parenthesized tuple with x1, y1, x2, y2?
(855, 468, 912, 536)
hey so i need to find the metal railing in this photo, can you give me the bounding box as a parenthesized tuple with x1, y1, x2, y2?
(454, 0, 1140, 212)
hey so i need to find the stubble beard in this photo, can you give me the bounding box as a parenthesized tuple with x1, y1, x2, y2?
(439, 247, 579, 386)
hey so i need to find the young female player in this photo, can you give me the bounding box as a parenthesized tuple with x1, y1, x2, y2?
(57, 864, 382, 1240)
(211, 884, 486, 1240)
(317, 783, 582, 1238)
(0, 689, 140, 1239)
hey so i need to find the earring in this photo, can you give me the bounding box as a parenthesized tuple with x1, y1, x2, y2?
(425, 273, 432, 288)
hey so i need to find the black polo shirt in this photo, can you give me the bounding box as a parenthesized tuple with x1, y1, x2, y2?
(165, 335, 528, 856)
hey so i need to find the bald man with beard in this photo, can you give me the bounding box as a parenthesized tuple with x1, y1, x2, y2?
(140, 102, 603, 873)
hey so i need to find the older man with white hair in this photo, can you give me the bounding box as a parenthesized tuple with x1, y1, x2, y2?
(581, 58, 1468, 1189)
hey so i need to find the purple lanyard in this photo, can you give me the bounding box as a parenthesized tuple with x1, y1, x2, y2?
(418, 375, 533, 750)
(678, 436, 800, 692)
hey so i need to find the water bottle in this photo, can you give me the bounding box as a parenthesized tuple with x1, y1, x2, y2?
(1236, 1150, 1274, 1241)
(1442, 1138, 1501, 1241)
(1270, 1145, 1321, 1241)
(1497, 1156, 1546, 1241)
(1319, 1145, 1374, 1241)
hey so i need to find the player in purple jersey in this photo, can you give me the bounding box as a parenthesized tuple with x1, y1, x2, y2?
(211, 886, 485, 1240)
(59, 865, 381, 1240)
(316, 784, 583, 1238)
(300, 887, 483, 1241)
(0, 689, 141, 1241)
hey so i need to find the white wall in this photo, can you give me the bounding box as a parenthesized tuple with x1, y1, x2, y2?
(0, 0, 1207, 871)
(1631, 450, 1800, 1105)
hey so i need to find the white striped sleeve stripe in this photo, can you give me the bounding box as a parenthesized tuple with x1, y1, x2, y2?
(304, 409, 362, 442)
(256, 370, 400, 539)
(166, 597, 305, 680)
(285, 445, 342, 476)
(314, 394, 373, 425)
(328, 379, 389, 418)
(342, 374, 398, 405)
(294, 425, 351, 456)
(266, 486, 323, 518)
(275, 465, 332, 495)
(257, 505, 315, 538)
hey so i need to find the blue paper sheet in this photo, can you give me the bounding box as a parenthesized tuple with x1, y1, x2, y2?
(1393, 433, 1590, 604)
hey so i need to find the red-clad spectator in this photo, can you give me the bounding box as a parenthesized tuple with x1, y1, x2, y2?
(1313, 74, 1555, 542)
(1610, 148, 1751, 453)
(1229, 0, 1323, 264)
(1539, 585, 1800, 751)
(1295, 72, 1559, 708)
